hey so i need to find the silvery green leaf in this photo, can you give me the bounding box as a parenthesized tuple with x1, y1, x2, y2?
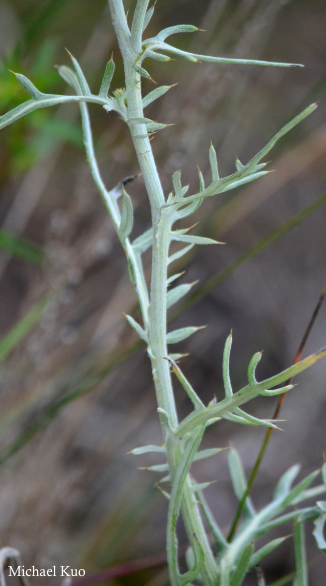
(168, 244, 194, 265)
(222, 171, 269, 192)
(230, 544, 254, 586)
(57, 65, 79, 92)
(146, 122, 170, 132)
(228, 449, 255, 518)
(235, 158, 244, 172)
(124, 314, 148, 342)
(284, 470, 320, 507)
(172, 233, 221, 246)
(223, 412, 249, 424)
(292, 485, 326, 505)
(99, 57, 115, 98)
(119, 189, 134, 238)
(247, 351, 263, 384)
(190, 481, 214, 492)
(169, 353, 187, 361)
(142, 463, 169, 472)
(175, 198, 203, 220)
(135, 63, 152, 79)
(298, 508, 320, 523)
(249, 537, 288, 569)
(132, 227, 153, 254)
(156, 24, 199, 42)
(66, 50, 91, 95)
(224, 409, 275, 428)
(166, 356, 204, 409)
(146, 50, 172, 62)
(193, 448, 224, 462)
(246, 103, 317, 171)
(257, 509, 313, 538)
(172, 170, 183, 202)
(142, 85, 174, 108)
(167, 272, 184, 285)
(129, 444, 165, 455)
(223, 332, 233, 397)
(143, 4, 155, 32)
(0, 95, 81, 131)
(230, 406, 279, 429)
(128, 116, 154, 125)
(153, 41, 304, 68)
(167, 326, 203, 344)
(180, 533, 204, 586)
(167, 283, 195, 309)
(10, 71, 44, 99)
(158, 486, 171, 500)
(195, 491, 227, 552)
(198, 167, 205, 192)
(313, 511, 326, 554)
(317, 501, 326, 513)
(157, 474, 171, 484)
(274, 465, 300, 500)
(209, 143, 219, 181)
(157, 407, 174, 430)
(260, 384, 294, 397)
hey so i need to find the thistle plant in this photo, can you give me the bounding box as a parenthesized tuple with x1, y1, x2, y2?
(1, 1, 326, 584)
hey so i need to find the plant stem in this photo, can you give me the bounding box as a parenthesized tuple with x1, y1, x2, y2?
(108, 2, 219, 583)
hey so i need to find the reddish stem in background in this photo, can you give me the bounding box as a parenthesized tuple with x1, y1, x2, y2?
(227, 280, 326, 542)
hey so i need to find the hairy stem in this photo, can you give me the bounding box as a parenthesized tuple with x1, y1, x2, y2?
(108, 1, 218, 583)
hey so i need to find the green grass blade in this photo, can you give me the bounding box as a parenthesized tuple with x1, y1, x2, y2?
(0, 229, 44, 265)
(0, 294, 49, 364)
(269, 573, 295, 586)
(293, 523, 308, 586)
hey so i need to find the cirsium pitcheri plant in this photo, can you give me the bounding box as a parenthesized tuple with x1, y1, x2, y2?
(1, 1, 326, 585)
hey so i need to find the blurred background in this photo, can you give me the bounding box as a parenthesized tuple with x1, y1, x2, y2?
(0, 0, 326, 584)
